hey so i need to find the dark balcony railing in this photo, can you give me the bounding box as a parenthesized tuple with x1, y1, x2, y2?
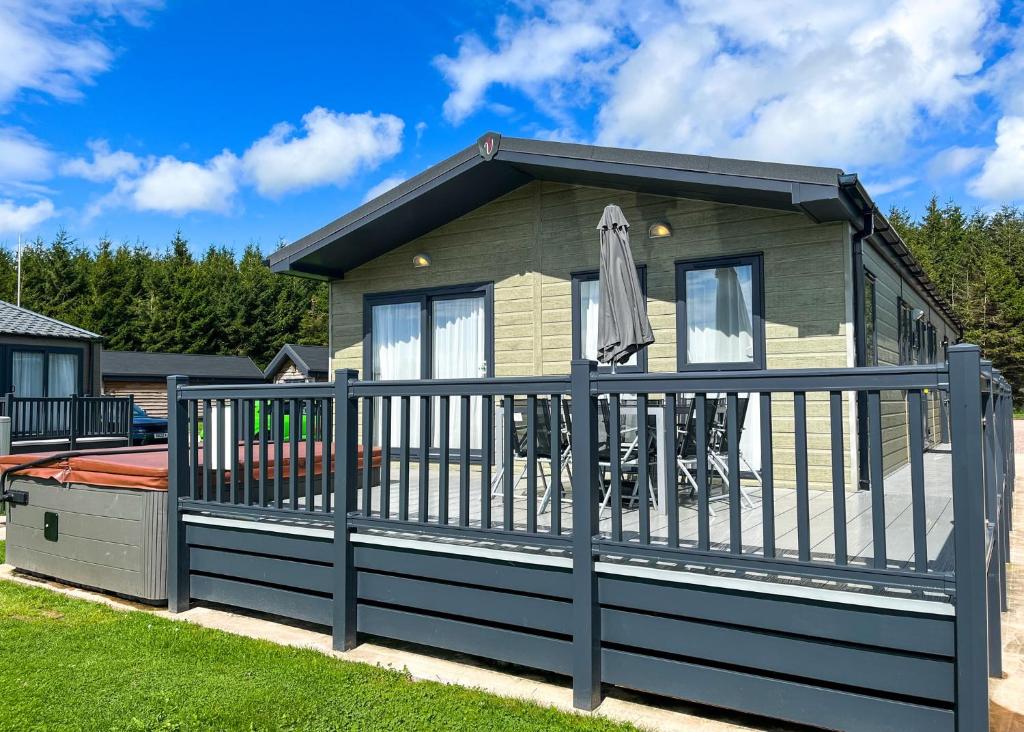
(165, 344, 1015, 731)
(2, 393, 133, 449)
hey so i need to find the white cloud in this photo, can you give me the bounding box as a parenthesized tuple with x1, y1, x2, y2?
(362, 175, 407, 204)
(927, 146, 987, 178)
(241, 107, 404, 196)
(117, 151, 239, 215)
(434, 2, 623, 124)
(435, 1, 994, 169)
(864, 176, 917, 197)
(0, 198, 56, 235)
(968, 116, 1024, 203)
(60, 138, 142, 181)
(0, 128, 53, 182)
(0, 0, 162, 107)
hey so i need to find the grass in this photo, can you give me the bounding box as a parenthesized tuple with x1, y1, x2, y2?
(0, 540, 634, 732)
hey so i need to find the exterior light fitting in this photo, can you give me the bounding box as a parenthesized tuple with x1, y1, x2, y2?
(412, 253, 431, 268)
(648, 222, 672, 239)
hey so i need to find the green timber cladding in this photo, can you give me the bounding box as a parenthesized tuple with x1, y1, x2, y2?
(267, 134, 959, 490)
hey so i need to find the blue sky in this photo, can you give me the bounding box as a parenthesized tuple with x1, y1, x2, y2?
(1, 0, 1023, 255)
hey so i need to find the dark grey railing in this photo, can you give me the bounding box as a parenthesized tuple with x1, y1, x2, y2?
(165, 344, 1014, 731)
(170, 381, 335, 515)
(3, 393, 133, 448)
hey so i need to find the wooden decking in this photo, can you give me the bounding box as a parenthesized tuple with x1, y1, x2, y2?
(357, 446, 955, 573)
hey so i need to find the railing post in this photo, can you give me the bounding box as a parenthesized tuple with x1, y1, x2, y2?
(127, 394, 135, 446)
(569, 359, 600, 711)
(947, 344, 989, 731)
(166, 375, 190, 613)
(333, 368, 359, 651)
(69, 393, 80, 450)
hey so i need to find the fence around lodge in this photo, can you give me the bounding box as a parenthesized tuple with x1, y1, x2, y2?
(165, 344, 1014, 732)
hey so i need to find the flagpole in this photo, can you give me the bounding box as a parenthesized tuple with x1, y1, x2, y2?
(16, 234, 22, 307)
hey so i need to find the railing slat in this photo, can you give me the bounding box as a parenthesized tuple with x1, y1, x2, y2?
(202, 399, 212, 502)
(243, 399, 253, 506)
(759, 393, 774, 558)
(305, 399, 316, 512)
(290, 398, 300, 512)
(362, 396, 374, 517)
(273, 399, 284, 510)
(727, 393, 740, 554)
(908, 389, 928, 573)
(418, 395, 430, 523)
(438, 395, 450, 526)
(481, 394, 492, 530)
(231, 398, 240, 504)
(189, 399, 199, 501)
(459, 395, 470, 528)
(636, 393, 650, 545)
(794, 391, 810, 562)
(399, 396, 410, 522)
(550, 394, 562, 537)
(664, 394, 679, 548)
(695, 394, 709, 551)
(526, 394, 537, 534)
(321, 397, 333, 513)
(829, 391, 848, 566)
(867, 390, 887, 568)
(379, 397, 391, 519)
(609, 394, 621, 542)
(259, 400, 269, 507)
(503, 394, 515, 531)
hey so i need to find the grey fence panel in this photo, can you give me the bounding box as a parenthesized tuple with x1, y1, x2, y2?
(602, 648, 954, 732)
(358, 572, 571, 635)
(190, 574, 331, 626)
(600, 607, 954, 702)
(357, 604, 571, 676)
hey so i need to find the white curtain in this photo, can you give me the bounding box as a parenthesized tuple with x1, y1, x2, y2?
(372, 302, 422, 447)
(685, 264, 760, 469)
(580, 279, 637, 366)
(685, 264, 753, 364)
(48, 353, 78, 397)
(12, 351, 43, 397)
(432, 297, 484, 450)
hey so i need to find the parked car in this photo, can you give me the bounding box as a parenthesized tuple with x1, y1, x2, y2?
(131, 405, 168, 445)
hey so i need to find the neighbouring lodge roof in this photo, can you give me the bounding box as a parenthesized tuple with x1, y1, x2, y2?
(263, 343, 329, 380)
(268, 132, 959, 331)
(102, 350, 264, 381)
(0, 299, 102, 341)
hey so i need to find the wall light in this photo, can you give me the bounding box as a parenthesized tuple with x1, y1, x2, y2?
(648, 222, 672, 239)
(412, 253, 432, 268)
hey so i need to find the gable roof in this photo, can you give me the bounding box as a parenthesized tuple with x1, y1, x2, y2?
(268, 132, 958, 331)
(0, 300, 101, 341)
(102, 350, 264, 381)
(263, 343, 329, 380)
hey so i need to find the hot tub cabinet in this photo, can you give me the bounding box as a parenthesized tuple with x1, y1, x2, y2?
(5, 476, 168, 602)
(1, 449, 169, 603)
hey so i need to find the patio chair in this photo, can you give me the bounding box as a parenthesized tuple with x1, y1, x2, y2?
(706, 396, 758, 508)
(597, 398, 658, 518)
(490, 398, 568, 508)
(674, 396, 718, 502)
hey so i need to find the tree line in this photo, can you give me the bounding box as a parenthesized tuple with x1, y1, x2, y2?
(890, 199, 1024, 403)
(0, 232, 327, 368)
(4, 202, 1023, 401)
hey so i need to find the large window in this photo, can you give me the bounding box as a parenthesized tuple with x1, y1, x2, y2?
(571, 267, 647, 372)
(364, 283, 493, 450)
(8, 348, 81, 397)
(864, 271, 878, 366)
(676, 254, 764, 370)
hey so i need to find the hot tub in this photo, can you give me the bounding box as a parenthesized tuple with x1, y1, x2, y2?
(0, 447, 170, 602)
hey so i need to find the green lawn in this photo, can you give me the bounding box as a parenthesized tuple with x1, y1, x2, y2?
(0, 540, 634, 732)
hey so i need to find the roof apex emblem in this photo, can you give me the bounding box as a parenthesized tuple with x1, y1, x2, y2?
(477, 132, 501, 161)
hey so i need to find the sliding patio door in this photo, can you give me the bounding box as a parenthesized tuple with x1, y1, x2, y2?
(368, 285, 492, 453)
(371, 301, 422, 447)
(432, 295, 486, 450)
